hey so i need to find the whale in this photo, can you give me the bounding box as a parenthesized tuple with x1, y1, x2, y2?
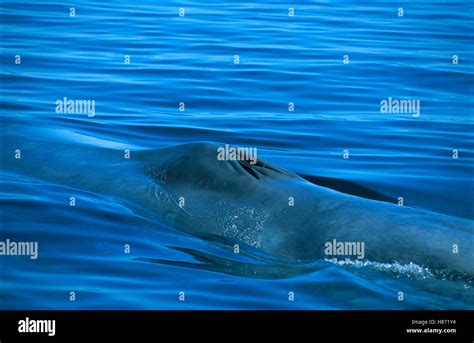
(2, 132, 473, 276)
(136, 142, 474, 276)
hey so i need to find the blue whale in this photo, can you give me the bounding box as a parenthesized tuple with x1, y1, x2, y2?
(4, 137, 473, 276)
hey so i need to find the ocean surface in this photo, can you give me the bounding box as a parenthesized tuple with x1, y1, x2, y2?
(0, 0, 473, 309)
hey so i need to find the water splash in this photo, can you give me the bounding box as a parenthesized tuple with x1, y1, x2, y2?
(325, 258, 434, 280)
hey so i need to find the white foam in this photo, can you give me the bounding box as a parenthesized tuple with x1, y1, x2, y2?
(325, 258, 434, 279)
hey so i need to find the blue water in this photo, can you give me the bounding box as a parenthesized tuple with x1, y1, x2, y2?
(1, 1, 473, 309)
